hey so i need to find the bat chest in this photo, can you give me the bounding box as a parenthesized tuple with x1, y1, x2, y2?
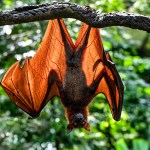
(62, 66, 88, 104)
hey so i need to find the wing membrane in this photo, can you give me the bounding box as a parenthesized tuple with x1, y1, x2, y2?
(1, 19, 74, 117)
(76, 23, 124, 120)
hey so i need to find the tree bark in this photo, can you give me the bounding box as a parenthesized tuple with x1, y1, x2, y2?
(0, 2, 150, 32)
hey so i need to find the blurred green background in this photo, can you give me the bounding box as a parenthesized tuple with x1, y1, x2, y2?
(0, 0, 150, 150)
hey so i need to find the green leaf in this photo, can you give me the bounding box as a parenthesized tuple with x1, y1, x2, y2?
(133, 139, 149, 150)
(115, 139, 129, 150)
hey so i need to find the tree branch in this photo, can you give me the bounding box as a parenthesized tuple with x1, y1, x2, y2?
(0, 2, 149, 32)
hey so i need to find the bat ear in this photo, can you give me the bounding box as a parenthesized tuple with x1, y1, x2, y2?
(84, 122, 90, 131)
(67, 124, 73, 133)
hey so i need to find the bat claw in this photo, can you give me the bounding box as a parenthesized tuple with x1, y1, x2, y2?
(107, 59, 115, 65)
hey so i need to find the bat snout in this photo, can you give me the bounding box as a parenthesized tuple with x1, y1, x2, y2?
(67, 112, 90, 133)
(73, 113, 86, 126)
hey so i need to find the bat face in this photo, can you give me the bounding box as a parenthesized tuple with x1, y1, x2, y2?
(1, 19, 124, 133)
(73, 113, 86, 127)
(67, 113, 90, 133)
(65, 106, 90, 132)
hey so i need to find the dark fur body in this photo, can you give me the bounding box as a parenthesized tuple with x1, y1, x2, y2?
(60, 53, 93, 131)
(57, 20, 96, 104)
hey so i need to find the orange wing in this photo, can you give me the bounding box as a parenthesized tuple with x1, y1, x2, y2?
(1, 19, 74, 117)
(75, 23, 124, 120)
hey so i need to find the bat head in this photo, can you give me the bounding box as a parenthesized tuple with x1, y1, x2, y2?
(66, 109, 90, 133)
(73, 113, 86, 126)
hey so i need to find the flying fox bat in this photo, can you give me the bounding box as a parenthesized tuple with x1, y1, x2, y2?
(1, 19, 124, 133)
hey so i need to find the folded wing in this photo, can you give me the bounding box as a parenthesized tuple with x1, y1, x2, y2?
(75, 23, 124, 120)
(1, 19, 74, 117)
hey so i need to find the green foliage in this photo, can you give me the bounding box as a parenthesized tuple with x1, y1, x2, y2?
(115, 138, 149, 150)
(0, 0, 150, 149)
